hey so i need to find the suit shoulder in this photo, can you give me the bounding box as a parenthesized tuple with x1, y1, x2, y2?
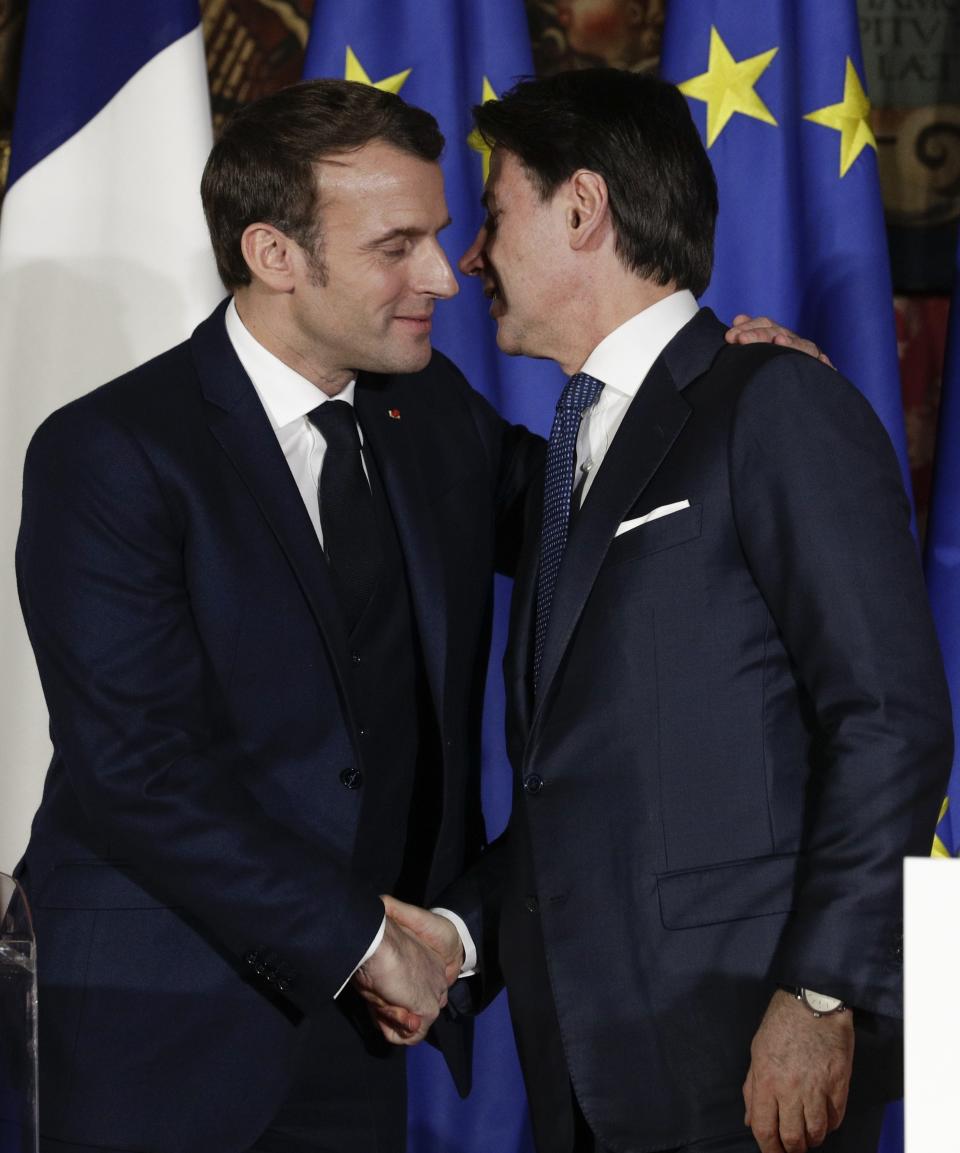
(728, 345, 895, 454)
(418, 348, 477, 410)
(26, 337, 198, 463)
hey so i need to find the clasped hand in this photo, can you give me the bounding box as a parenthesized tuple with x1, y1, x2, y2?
(352, 895, 465, 1045)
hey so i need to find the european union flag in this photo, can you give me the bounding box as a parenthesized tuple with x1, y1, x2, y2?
(303, 5, 557, 1150)
(925, 235, 960, 861)
(661, 1, 912, 506)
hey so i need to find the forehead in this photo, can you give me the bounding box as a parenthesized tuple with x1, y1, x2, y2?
(485, 148, 539, 208)
(316, 140, 448, 232)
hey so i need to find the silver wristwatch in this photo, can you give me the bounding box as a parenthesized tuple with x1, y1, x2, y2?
(783, 985, 846, 1017)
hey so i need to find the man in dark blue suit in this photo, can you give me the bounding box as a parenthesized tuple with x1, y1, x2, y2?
(14, 80, 539, 1153)
(385, 70, 953, 1153)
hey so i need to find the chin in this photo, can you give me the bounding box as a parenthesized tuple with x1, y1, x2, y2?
(392, 344, 434, 374)
(494, 326, 524, 359)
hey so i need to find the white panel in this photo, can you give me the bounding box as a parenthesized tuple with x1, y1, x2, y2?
(904, 856, 960, 1151)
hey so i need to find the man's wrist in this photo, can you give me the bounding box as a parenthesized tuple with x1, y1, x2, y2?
(778, 984, 846, 1017)
(431, 907, 476, 975)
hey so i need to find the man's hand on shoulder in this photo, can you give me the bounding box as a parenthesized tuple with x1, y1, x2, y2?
(352, 910, 449, 1045)
(725, 315, 834, 368)
(743, 988, 854, 1153)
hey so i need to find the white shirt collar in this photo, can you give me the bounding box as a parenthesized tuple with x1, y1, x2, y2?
(580, 289, 699, 398)
(224, 297, 355, 432)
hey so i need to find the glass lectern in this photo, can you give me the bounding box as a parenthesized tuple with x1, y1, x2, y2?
(0, 873, 38, 1153)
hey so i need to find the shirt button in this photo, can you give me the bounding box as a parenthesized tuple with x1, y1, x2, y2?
(524, 896, 539, 913)
(523, 774, 544, 795)
(339, 766, 363, 790)
(351, 651, 361, 665)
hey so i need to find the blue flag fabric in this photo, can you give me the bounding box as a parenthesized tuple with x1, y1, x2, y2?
(924, 235, 960, 860)
(660, 1, 913, 505)
(303, 5, 559, 1151)
(7, 0, 198, 187)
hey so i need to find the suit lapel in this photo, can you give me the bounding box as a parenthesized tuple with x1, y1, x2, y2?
(355, 377, 448, 723)
(530, 356, 692, 722)
(190, 303, 349, 665)
(528, 309, 728, 721)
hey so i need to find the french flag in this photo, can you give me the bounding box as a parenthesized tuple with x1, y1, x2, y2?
(0, 1, 222, 868)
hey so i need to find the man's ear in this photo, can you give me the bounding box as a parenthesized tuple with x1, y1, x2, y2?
(240, 222, 298, 291)
(565, 169, 610, 252)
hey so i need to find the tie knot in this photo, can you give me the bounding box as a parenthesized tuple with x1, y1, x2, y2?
(308, 399, 360, 451)
(558, 372, 604, 415)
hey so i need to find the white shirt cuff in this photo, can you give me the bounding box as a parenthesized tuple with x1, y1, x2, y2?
(431, 907, 477, 976)
(334, 914, 386, 999)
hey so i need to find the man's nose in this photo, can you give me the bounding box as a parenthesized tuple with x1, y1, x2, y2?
(420, 240, 459, 299)
(458, 226, 488, 277)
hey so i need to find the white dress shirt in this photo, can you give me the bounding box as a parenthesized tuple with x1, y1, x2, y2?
(575, 289, 699, 504)
(224, 298, 365, 547)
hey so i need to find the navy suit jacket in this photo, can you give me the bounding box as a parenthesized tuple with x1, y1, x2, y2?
(448, 310, 953, 1151)
(15, 301, 539, 1152)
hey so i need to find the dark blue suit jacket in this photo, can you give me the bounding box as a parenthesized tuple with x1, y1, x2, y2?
(15, 301, 539, 1152)
(448, 310, 953, 1151)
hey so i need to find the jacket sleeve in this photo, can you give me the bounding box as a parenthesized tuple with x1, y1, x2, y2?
(436, 830, 511, 1014)
(729, 352, 953, 1017)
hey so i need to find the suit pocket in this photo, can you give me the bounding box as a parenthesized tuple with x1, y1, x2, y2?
(657, 853, 798, 929)
(603, 502, 702, 566)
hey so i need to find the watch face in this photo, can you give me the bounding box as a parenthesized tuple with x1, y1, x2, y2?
(802, 988, 844, 1014)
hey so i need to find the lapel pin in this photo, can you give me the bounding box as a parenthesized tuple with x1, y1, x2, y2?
(387, 408, 401, 420)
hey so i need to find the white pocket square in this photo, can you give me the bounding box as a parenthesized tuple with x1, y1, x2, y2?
(615, 500, 690, 537)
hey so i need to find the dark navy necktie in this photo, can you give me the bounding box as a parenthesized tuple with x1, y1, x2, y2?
(308, 399, 381, 632)
(533, 372, 605, 691)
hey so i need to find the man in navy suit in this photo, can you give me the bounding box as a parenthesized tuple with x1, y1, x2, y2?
(384, 69, 953, 1153)
(14, 79, 540, 1153)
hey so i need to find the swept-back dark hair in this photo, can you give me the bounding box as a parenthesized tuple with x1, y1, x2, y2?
(202, 79, 444, 289)
(474, 68, 717, 297)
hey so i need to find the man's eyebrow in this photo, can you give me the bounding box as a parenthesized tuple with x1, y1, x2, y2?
(364, 217, 453, 247)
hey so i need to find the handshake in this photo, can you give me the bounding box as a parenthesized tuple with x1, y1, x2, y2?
(352, 895, 465, 1045)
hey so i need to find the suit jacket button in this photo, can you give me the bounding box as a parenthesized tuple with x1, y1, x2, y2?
(523, 773, 543, 795)
(524, 896, 539, 913)
(340, 766, 363, 789)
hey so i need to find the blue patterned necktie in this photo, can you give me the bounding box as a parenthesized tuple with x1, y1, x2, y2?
(533, 371, 605, 691)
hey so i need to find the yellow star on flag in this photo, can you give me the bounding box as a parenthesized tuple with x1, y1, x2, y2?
(932, 796, 952, 858)
(678, 26, 778, 148)
(344, 46, 411, 94)
(467, 77, 498, 183)
(804, 58, 877, 178)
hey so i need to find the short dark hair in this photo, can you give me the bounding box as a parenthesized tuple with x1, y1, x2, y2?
(474, 69, 717, 297)
(202, 79, 445, 289)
